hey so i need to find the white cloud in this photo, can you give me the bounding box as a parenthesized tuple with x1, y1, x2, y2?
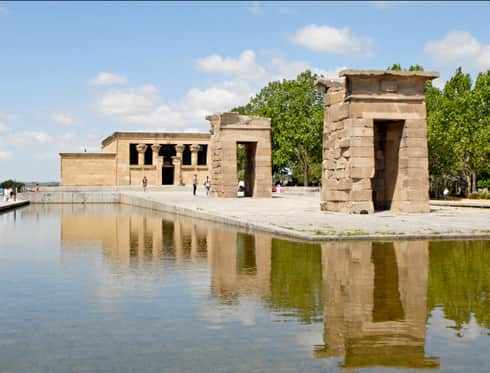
(291, 24, 374, 55)
(247, 1, 263, 15)
(0, 151, 12, 160)
(97, 85, 159, 116)
(95, 51, 345, 131)
(90, 72, 128, 86)
(51, 112, 75, 126)
(96, 80, 253, 131)
(197, 50, 342, 83)
(425, 31, 490, 70)
(197, 50, 267, 80)
(183, 82, 253, 121)
(476, 45, 490, 70)
(7, 131, 54, 146)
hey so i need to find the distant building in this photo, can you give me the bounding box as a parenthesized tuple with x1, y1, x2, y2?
(60, 113, 273, 198)
(60, 131, 211, 186)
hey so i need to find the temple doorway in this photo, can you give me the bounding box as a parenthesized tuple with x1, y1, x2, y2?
(162, 165, 174, 185)
(372, 120, 404, 211)
(237, 142, 257, 197)
(160, 144, 176, 185)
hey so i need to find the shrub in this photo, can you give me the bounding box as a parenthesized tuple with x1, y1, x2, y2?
(468, 191, 490, 199)
(477, 179, 490, 190)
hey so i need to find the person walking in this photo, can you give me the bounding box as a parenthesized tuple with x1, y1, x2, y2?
(142, 176, 148, 192)
(192, 174, 198, 196)
(204, 176, 210, 196)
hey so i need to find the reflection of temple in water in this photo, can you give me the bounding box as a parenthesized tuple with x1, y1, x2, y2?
(316, 241, 439, 369)
(61, 204, 212, 267)
(60, 205, 439, 369)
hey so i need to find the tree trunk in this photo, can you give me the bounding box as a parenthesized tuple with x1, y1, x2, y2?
(471, 171, 477, 193)
(465, 173, 471, 197)
(303, 163, 308, 187)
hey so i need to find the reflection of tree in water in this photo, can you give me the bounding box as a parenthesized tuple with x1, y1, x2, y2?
(265, 239, 323, 324)
(428, 240, 490, 330)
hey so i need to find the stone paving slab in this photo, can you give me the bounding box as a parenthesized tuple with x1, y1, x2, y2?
(120, 191, 490, 241)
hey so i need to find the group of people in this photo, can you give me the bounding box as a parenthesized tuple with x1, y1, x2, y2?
(2, 187, 17, 202)
(141, 175, 211, 196)
(193, 175, 210, 196)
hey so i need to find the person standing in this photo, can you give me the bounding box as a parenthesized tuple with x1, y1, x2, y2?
(3, 187, 10, 202)
(204, 176, 210, 196)
(443, 187, 449, 200)
(142, 176, 148, 192)
(192, 174, 198, 196)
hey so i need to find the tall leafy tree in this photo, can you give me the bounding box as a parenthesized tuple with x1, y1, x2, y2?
(234, 71, 323, 186)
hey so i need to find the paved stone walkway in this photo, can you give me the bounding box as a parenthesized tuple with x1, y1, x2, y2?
(121, 190, 490, 240)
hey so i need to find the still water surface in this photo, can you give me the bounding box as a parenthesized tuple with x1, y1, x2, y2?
(1, 204, 490, 372)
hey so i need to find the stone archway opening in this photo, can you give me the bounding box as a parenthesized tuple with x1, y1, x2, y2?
(237, 142, 257, 197)
(373, 120, 404, 211)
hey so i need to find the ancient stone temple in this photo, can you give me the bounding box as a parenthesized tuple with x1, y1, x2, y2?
(60, 132, 210, 186)
(317, 69, 438, 213)
(207, 112, 272, 198)
(60, 113, 272, 197)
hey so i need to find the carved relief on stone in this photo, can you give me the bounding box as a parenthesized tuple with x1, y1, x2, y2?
(190, 144, 201, 153)
(175, 144, 185, 155)
(151, 144, 161, 153)
(136, 144, 148, 153)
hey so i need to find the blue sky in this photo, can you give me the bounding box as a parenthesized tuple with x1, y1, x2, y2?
(1, 1, 489, 181)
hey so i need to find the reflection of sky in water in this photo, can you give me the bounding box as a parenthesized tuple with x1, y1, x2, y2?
(0, 204, 489, 372)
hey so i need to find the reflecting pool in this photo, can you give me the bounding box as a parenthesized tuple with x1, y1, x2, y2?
(1, 204, 490, 372)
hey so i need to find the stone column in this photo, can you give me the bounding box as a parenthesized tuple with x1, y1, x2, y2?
(136, 144, 147, 166)
(190, 144, 201, 168)
(175, 144, 184, 160)
(172, 156, 182, 185)
(151, 144, 161, 164)
(151, 144, 162, 185)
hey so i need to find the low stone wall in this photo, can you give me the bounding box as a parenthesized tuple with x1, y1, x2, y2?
(0, 200, 30, 212)
(280, 187, 320, 195)
(25, 191, 121, 204)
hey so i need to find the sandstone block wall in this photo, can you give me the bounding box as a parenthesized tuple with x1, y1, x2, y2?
(60, 153, 116, 186)
(208, 112, 272, 198)
(318, 70, 438, 214)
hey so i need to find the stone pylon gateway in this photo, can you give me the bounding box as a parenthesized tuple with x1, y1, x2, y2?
(317, 70, 439, 214)
(207, 112, 272, 198)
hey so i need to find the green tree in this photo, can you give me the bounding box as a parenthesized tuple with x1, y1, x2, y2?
(234, 71, 323, 186)
(426, 67, 490, 196)
(0, 179, 25, 190)
(387, 63, 402, 71)
(408, 64, 424, 71)
(441, 68, 489, 193)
